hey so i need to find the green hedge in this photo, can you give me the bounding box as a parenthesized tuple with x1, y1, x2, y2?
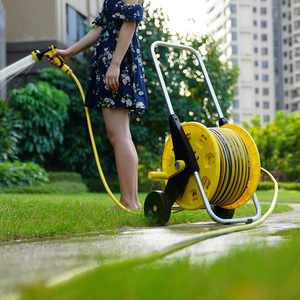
(82, 177, 164, 193)
(0, 181, 88, 194)
(0, 161, 48, 188)
(258, 181, 300, 191)
(48, 172, 83, 183)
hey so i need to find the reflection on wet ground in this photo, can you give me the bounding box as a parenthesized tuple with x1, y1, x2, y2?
(0, 204, 299, 298)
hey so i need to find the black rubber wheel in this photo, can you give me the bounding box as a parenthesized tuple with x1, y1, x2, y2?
(213, 206, 235, 219)
(144, 191, 171, 225)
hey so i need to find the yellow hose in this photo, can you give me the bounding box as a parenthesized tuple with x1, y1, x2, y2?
(70, 73, 138, 214)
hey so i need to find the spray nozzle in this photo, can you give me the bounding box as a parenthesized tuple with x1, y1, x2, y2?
(31, 45, 73, 76)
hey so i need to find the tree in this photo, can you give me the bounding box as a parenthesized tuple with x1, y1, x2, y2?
(242, 111, 300, 181)
(134, 3, 239, 175)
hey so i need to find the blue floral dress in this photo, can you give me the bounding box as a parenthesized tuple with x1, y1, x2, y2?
(85, 0, 148, 115)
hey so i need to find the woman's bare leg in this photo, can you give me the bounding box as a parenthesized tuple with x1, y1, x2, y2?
(102, 107, 141, 210)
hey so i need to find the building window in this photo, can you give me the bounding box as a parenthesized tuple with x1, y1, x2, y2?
(234, 100, 239, 109)
(295, 48, 300, 57)
(255, 74, 259, 80)
(261, 21, 267, 28)
(263, 115, 270, 122)
(295, 21, 300, 30)
(296, 74, 300, 82)
(232, 45, 238, 54)
(261, 7, 267, 15)
(255, 88, 259, 94)
(253, 7, 257, 13)
(231, 59, 238, 65)
(254, 61, 259, 67)
(233, 114, 240, 123)
(232, 32, 237, 40)
(263, 88, 269, 95)
(262, 74, 269, 82)
(255, 101, 260, 107)
(263, 102, 269, 109)
(262, 47, 268, 55)
(291, 103, 298, 111)
(230, 4, 237, 13)
(66, 5, 86, 47)
(262, 61, 269, 68)
(261, 34, 268, 41)
(231, 18, 237, 27)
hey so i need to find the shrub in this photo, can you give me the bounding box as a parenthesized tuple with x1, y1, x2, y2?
(0, 181, 88, 194)
(0, 161, 48, 188)
(0, 100, 22, 161)
(9, 81, 70, 164)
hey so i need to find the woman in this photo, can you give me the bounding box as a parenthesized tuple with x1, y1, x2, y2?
(48, 0, 147, 210)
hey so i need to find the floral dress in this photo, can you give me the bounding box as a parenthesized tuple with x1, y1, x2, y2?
(85, 0, 148, 115)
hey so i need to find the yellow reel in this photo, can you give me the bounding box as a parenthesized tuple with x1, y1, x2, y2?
(162, 122, 260, 210)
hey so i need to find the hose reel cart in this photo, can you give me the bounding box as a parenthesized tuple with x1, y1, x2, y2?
(144, 41, 262, 225)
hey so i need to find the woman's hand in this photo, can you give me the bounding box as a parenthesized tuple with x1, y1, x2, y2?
(105, 63, 120, 91)
(47, 49, 71, 67)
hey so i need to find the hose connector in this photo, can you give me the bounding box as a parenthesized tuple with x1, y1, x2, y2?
(31, 45, 73, 76)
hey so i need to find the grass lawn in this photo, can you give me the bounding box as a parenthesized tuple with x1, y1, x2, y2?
(0, 189, 294, 241)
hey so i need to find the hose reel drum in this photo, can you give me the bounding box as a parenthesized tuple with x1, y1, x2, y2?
(162, 122, 260, 210)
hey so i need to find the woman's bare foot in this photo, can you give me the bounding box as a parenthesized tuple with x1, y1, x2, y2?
(110, 199, 141, 211)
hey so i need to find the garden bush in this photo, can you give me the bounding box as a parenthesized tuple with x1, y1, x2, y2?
(0, 161, 48, 188)
(0, 100, 22, 161)
(9, 81, 70, 164)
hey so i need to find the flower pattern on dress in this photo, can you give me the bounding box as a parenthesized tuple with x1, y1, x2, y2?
(85, 0, 147, 115)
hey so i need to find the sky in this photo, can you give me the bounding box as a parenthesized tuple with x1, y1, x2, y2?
(146, 0, 208, 35)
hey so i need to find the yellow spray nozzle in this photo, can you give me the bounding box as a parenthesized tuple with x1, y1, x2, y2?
(31, 45, 73, 76)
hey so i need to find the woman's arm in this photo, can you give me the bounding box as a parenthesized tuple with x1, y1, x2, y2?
(48, 26, 102, 66)
(105, 0, 139, 91)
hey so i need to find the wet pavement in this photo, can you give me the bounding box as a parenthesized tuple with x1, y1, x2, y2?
(0, 203, 299, 298)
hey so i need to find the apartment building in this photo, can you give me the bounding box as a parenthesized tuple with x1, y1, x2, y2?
(205, 0, 276, 125)
(1, 0, 103, 92)
(281, 0, 300, 113)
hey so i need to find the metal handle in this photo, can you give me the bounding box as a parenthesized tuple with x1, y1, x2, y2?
(150, 41, 225, 118)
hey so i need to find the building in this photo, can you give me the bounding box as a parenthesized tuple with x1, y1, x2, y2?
(279, 0, 300, 113)
(205, 0, 277, 125)
(1, 0, 103, 94)
(0, 0, 6, 99)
